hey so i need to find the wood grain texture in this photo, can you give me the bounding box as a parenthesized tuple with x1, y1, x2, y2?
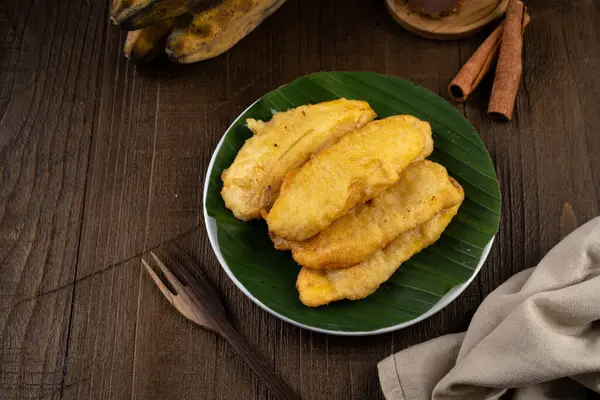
(61, 258, 140, 400)
(140, 246, 299, 399)
(1, 0, 599, 399)
(0, 0, 106, 398)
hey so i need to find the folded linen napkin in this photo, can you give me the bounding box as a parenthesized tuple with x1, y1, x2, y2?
(378, 216, 600, 400)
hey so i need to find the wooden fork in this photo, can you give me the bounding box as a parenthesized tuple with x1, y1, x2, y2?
(141, 244, 299, 400)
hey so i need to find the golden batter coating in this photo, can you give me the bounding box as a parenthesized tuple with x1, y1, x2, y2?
(277, 160, 464, 270)
(265, 115, 434, 241)
(296, 205, 461, 307)
(221, 99, 376, 221)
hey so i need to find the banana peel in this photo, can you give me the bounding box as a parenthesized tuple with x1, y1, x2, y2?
(124, 19, 176, 62)
(112, 0, 287, 64)
(166, 0, 287, 63)
(111, 0, 152, 25)
(111, 0, 216, 30)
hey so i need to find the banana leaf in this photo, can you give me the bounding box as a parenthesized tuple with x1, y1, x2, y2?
(205, 71, 500, 334)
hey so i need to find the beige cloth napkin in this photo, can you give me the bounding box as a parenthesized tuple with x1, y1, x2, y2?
(378, 216, 600, 400)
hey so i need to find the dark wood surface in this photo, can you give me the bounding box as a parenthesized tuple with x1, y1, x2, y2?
(1, 0, 599, 399)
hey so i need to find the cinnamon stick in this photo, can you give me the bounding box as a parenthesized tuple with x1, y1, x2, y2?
(449, 13, 530, 103)
(488, 0, 527, 121)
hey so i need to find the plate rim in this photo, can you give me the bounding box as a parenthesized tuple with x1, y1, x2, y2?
(202, 96, 494, 336)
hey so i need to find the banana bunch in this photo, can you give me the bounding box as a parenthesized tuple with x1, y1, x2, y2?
(112, 0, 287, 63)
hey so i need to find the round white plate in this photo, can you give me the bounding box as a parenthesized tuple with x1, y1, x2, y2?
(202, 72, 500, 336)
(202, 101, 494, 336)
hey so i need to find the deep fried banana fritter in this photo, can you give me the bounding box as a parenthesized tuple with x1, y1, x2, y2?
(265, 115, 434, 241)
(280, 160, 464, 269)
(221, 99, 376, 221)
(296, 205, 461, 307)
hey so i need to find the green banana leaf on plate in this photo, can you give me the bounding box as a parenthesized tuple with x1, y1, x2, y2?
(204, 71, 500, 335)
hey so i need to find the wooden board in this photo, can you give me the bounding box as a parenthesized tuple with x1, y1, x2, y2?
(386, 0, 509, 40)
(2, 0, 600, 399)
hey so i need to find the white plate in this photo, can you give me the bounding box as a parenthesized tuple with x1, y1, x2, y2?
(202, 101, 494, 336)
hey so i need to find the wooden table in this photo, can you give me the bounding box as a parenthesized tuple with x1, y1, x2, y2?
(1, 0, 599, 399)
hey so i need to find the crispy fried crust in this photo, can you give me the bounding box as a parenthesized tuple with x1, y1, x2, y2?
(296, 204, 461, 307)
(278, 160, 464, 269)
(266, 115, 434, 241)
(220, 99, 376, 221)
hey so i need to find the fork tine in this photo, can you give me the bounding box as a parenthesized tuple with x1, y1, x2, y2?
(166, 243, 225, 308)
(149, 251, 187, 294)
(141, 257, 176, 304)
(162, 246, 196, 283)
(144, 253, 210, 327)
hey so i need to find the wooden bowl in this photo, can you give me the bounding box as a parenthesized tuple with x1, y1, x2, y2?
(386, 0, 509, 40)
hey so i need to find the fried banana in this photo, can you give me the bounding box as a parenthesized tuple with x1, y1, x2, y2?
(266, 115, 434, 242)
(221, 99, 376, 221)
(167, 0, 287, 63)
(296, 205, 461, 307)
(278, 160, 464, 269)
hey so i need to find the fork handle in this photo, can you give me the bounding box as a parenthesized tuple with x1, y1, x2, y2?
(219, 322, 300, 400)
